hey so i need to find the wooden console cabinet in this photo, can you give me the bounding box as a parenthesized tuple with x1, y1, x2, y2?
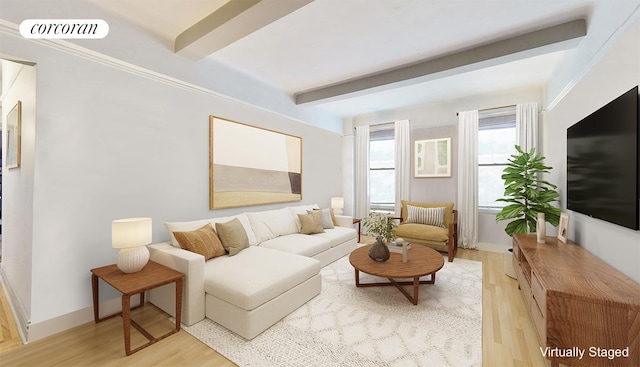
(512, 234, 640, 367)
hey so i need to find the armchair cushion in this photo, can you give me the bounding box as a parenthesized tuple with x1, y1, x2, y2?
(394, 223, 449, 243)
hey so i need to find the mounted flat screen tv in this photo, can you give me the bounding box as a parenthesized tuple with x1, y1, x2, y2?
(567, 85, 639, 230)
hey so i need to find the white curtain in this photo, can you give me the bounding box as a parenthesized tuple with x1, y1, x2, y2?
(354, 125, 370, 220)
(394, 120, 410, 216)
(457, 111, 479, 249)
(516, 102, 538, 152)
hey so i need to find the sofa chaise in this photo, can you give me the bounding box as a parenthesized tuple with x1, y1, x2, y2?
(146, 204, 358, 339)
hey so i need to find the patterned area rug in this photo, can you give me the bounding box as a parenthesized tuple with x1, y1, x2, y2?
(183, 254, 482, 367)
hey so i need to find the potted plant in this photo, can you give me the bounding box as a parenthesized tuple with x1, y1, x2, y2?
(496, 145, 561, 236)
(362, 212, 397, 262)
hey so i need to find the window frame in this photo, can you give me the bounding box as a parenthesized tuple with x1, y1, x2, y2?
(477, 107, 517, 211)
(369, 125, 395, 213)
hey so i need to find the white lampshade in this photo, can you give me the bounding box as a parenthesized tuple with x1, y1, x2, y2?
(331, 197, 344, 215)
(112, 218, 152, 249)
(112, 218, 152, 273)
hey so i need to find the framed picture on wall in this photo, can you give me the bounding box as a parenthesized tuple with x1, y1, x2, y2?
(414, 137, 451, 177)
(209, 115, 302, 209)
(6, 100, 22, 169)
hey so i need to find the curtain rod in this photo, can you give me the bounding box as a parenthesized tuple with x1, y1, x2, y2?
(353, 121, 394, 130)
(456, 104, 516, 116)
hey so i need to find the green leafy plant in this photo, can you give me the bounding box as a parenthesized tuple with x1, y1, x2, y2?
(496, 145, 561, 236)
(362, 212, 397, 243)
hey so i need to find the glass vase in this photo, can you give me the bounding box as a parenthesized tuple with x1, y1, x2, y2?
(368, 237, 390, 262)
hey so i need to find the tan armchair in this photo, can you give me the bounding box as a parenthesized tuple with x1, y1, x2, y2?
(392, 200, 459, 262)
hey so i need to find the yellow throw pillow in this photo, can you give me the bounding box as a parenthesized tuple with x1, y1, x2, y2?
(215, 218, 250, 256)
(173, 223, 226, 260)
(298, 210, 325, 234)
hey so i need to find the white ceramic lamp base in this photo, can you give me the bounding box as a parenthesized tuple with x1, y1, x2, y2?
(117, 246, 150, 273)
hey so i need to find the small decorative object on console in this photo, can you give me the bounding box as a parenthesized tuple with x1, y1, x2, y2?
(536, 213, 545, 243)
(557, 212, 570, 243)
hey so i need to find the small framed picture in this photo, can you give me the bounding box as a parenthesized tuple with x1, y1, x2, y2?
(557, 212, 570, 243)
(6, 100, 22, 169)
(414, 137, 451, 177)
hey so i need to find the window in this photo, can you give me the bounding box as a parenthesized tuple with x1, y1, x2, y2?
(478, 107, 516, 209)
(369, 127, 395, 212)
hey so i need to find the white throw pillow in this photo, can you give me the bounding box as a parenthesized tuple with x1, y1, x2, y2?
(246, 208, 299, 243)
(405, 205, 446, 228)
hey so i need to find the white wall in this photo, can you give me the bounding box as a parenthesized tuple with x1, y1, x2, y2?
(409, 124, 457, 204)
(544, 18, 640, 283)
(0, 20, 343, 341)
(1, 60, 36, 334)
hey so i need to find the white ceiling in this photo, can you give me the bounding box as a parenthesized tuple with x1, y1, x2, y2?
(90, 0, 599, 118)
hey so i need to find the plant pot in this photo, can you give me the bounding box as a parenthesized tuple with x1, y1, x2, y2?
(504, 248, 516, 279)
(368, 238, 390, 262)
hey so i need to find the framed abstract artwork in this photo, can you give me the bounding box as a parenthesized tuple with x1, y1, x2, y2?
(209, 116, 302, 209)
(414, 137, 451, 177)
(6, 100, 22, 169)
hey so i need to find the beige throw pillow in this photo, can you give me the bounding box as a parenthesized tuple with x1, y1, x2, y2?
(173, 223, 226, 260)
(309, 208, 335, 229)
(215, 218, 250, 256)
(298, 211, 325, 234)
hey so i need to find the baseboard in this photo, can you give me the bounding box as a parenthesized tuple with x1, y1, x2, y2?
(26, 295, 143, 343)
(0, 268, 143, 344)
(26, 303, 97, 342)
(0, 267, 28, 344)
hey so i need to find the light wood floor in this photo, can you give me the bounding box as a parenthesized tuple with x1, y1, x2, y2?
(0, 242, 555, 367)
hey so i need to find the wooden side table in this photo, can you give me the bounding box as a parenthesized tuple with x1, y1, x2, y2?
(352, 218, 362, 242)
(91, 260, 184, 356)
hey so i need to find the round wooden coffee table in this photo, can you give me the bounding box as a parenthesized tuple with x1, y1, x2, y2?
(348, 244, 445, 305)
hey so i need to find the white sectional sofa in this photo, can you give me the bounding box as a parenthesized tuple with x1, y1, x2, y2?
(147, 204, 358, 340)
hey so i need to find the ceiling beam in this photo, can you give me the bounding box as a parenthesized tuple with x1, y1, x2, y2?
(175, 0, 314, 60)
(295, 19, 587, 105)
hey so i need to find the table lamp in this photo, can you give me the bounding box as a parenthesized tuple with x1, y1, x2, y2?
(331, 197, 344, 215)
(112, 217, 152, 273)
